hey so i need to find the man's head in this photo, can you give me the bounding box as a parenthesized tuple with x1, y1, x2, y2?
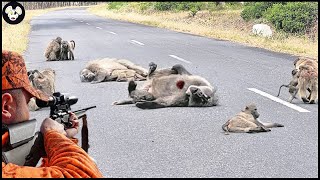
(2, 50, 49, 124)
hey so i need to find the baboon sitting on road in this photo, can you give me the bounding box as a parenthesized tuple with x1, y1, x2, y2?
(222, 103, 284, 134)
(27, 68, 56, 111)
(44, 37, 62, 61)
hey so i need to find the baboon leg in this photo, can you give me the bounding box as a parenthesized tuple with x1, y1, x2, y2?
(113, 100, 135, 105)
(136, 101, 166, 109)
(288, 90, 298, 103)
(309, 86, 318, 104)
(148, 62, 157, 76)
(49, 52, 57, 61)
(134, 73, 147, 81)
(172, 64, 192, 75)
(298, 80, 309, 103)
(69, 50, 74, 60)
(246, 126, 271, 133)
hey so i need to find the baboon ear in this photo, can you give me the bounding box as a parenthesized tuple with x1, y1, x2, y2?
(245, 106, 249, 110)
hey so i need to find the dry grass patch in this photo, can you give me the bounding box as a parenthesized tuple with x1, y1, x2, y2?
(88, 3, 318, 59)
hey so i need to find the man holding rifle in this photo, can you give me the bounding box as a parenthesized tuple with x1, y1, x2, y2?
(2, 50, 103, 178)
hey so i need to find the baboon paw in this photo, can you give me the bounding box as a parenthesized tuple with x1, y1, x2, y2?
(112, 101, 119, 105)
(309, 100, 315, 104)
(302, 98, 309, 103)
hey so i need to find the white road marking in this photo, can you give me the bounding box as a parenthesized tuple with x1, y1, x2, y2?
(247, 88, 310, 113)
(169, 55, 192, 64)
(96, 27, 102, 29)
(108, 31, 117, 35)
(86, 23, 90, 25)
(130, 40, 144, 46)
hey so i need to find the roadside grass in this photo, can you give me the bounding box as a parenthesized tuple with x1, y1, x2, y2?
(88, 3, 318, 59)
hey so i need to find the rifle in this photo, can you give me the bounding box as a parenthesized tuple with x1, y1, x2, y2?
(37, 92, 96, 152)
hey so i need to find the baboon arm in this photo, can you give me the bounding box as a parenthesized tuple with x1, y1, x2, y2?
(136, 101, 166, 109)
(262, 122, 284, 128)
(113, 100, 135, 105)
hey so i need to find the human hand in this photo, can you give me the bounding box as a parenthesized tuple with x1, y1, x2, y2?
(40, 118, 66, 135)
(65, 112, 79, 138)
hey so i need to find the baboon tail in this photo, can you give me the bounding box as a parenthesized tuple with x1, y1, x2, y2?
(70, 40, 75, 50)
(277, 84, 289, 97)
(262, 122, 284, 128)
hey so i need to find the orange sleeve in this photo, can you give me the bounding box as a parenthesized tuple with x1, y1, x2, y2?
(2, 130, 103, 178)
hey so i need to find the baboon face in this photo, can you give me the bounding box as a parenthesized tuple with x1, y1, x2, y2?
(186, 85, 216, 106)
(61, 41, 69, 50)
(56, 37, 62, 44)
(245, 104, 260, 118)
(80, 69, 95, 82)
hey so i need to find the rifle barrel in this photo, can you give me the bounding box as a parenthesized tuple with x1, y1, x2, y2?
(72, 106, 97, 114)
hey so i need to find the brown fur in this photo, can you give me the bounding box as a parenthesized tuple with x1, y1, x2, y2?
(222, 103, 284, 134)
(113, 63, 218, 109)
(79, 58, 148, 83)
(28, 68, 56, 111)
(44, 37, 62, 61)
(294, 57, 318, 104)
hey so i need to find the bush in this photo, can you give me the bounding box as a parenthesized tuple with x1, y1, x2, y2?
(107, 2, 127, 10)
(241, 2, 280, 21)
(154, 2, 177, 11)
(264, 2, 318, 34)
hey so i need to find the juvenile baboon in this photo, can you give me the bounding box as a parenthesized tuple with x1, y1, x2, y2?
(44, 37, 62, 61)
(114, 63, 218, 109)
(222, 103, 284, 134)
(60, 40, 75, 60)
(27, 68, 56, 111)
(80, 58, 148, 83)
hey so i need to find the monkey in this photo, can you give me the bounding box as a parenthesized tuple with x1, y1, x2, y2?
(80, 58, 148, 83)
(60, 40, 75, 60)
(27, 68, 56, 111)
(113, 63, 218, 109)
(44, 37, 62, 61)
(222, 103, 284, 134)
(297, 64, 318, 104)
(292, 56, 318, 104)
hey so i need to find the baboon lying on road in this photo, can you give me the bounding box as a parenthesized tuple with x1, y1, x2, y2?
(44, 37, 62, 61)
(27, 68, 56, 111)
(80, 58, 148, 83)
(113, 63, 219, 109)
(60, 40, 75, 60)
(222, 103, 284, 134)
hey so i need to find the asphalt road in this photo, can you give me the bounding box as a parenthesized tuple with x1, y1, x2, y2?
(23, 8, 318, 178)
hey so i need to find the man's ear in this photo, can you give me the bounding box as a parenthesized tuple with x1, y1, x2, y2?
(2, 93, 14, 120)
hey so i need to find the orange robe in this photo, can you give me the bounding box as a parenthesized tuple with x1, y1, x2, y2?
(2, 130, 103, 178)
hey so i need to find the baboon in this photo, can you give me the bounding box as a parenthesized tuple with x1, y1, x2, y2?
(80, 58, 148, 83)
(277, 57, 318, 104)
(113, 63, 218, 109)
(297, 65, 318, 104)
(293, 56, 318, 104)
(27, 68, 56, 111)
(44, 37, 62, 61)
(222, 103, 284, 134)
(60, 40, 75, 60)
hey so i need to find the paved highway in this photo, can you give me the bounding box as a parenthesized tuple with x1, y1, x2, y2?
(24, 8, 318, 178)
